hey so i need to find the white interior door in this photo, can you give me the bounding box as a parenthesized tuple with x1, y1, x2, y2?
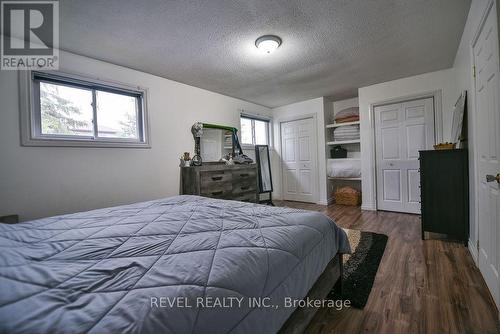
(473, 1, 500, 307)
(374, 98, 435, 214)
(281, 117, 317, 203)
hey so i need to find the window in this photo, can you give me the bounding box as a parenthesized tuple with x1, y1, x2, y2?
(240, 115, 269, 146)
(21, 71, 149, 148)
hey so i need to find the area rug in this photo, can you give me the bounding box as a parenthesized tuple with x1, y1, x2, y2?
(329, 229, 388, 308)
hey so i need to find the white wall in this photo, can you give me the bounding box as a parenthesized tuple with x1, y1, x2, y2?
(271, 97, 328, 204)
(358, 68, 457, 210)
(0, 50, 270, 221)
(452, 0, 494, 261)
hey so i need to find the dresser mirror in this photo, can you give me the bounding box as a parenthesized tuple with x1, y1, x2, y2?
(191, 122, 251, 165)
(200, 128, 235, 162)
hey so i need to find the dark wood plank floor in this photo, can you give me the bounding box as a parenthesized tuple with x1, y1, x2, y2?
(275, 201, 500, 334)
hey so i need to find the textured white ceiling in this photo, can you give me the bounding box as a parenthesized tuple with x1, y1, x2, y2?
(59, 0, 471, 107)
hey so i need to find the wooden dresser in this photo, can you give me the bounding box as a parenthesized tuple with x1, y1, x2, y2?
(180, 163, 258, 203)
(419, 149, 469, 242)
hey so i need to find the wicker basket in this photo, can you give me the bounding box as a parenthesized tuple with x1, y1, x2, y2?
(335, 186, 361, 206)
(433, 142, 456, 150)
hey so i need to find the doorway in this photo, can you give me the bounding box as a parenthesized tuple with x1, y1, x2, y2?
(472, 0, 500, 307)
(374, 97, 435, 214)
(280, 117, 318, 203)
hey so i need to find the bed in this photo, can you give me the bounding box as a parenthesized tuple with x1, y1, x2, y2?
(0, 195, 350, 333)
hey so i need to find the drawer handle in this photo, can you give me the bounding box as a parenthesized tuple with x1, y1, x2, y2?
(211, 176, 223, 181)
(241, 186, 250, 191)
(240, 173, 249, 178)
(211, 191, 223, 196)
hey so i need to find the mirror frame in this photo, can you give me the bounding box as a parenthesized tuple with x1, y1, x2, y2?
(255, 144, 273, 193)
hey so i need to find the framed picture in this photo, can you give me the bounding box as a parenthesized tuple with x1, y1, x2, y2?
(451, 90, 467, 145)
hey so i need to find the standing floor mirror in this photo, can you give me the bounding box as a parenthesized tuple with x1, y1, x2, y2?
(255, 145, 274, 205)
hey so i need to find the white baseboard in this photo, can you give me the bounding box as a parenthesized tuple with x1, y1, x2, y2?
(273, 193, 283, 201)
(468, 239, 478, 266)
(360, 200, 376, 211)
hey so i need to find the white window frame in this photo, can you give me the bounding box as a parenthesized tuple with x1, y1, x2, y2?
(19, 71, 151, 148)
(240, 114, 270, 147)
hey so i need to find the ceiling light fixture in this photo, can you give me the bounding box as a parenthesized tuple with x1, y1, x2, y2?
(255, 35, 282, 54)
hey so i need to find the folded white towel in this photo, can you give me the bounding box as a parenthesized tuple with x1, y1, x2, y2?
(327, 159, 361, 178)
(333, 125, 359, 134)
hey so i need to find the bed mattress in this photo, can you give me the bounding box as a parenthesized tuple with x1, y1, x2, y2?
(0, 195, 350, 334)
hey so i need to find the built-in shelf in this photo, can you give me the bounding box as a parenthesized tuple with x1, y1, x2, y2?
(327, 140, 360, 145)
(328, 177, 362, 181)
(327, 99, 362, 193)
(326, 121, 360, 128)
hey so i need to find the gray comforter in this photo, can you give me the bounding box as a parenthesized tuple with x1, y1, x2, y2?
(0, 195, 350, 334)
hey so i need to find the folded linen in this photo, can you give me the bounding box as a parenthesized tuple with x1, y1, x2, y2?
(335, 107, 359, 120)
(334, 134, 359, 138)
(334, 134, 360, 139)
(333, 124, 360, 141)
(334, 129, 359, 135)
(334, 136, 360, 141)
(336, 115, 359, 123)
(334, 125, 359, 134)
(327, 159, 361, 178)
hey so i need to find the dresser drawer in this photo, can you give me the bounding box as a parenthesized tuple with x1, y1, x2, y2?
(181, 165, 259, 203)
(200, 170, 232, 184)
(232, 180, 257, 196)
(200, 182, 232, 199)
(233, 192, 258, 203)
(232, 169, 256, 181)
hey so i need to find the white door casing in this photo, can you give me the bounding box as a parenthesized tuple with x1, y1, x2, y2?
(472, 0, 500, 307)
(374, 98, 435, 214)
(280, 117, 318, 203)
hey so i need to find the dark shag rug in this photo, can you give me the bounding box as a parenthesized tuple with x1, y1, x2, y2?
(328, 229, 388, 308)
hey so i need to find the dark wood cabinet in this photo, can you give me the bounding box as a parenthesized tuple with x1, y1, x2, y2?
(0, 215, 19, 224)
(419, 149, 469, 242)
(180, 163, 259, 203)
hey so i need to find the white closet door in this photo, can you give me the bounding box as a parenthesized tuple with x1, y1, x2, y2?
(281, 117, 317, 203)
(473, 2, 500, 308)
(375, 98, 435, 214)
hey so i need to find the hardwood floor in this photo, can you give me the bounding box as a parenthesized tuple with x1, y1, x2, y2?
(274, 201, 500, 334)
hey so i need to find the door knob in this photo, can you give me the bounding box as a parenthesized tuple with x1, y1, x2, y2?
(486, 174, 500, 183)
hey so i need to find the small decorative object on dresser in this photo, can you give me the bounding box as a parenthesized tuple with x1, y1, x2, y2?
(191, 123, 203, 166)
(180, 163, 259, 203)
(179, 152, 192, 167)
(419, 149, 469, 243)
